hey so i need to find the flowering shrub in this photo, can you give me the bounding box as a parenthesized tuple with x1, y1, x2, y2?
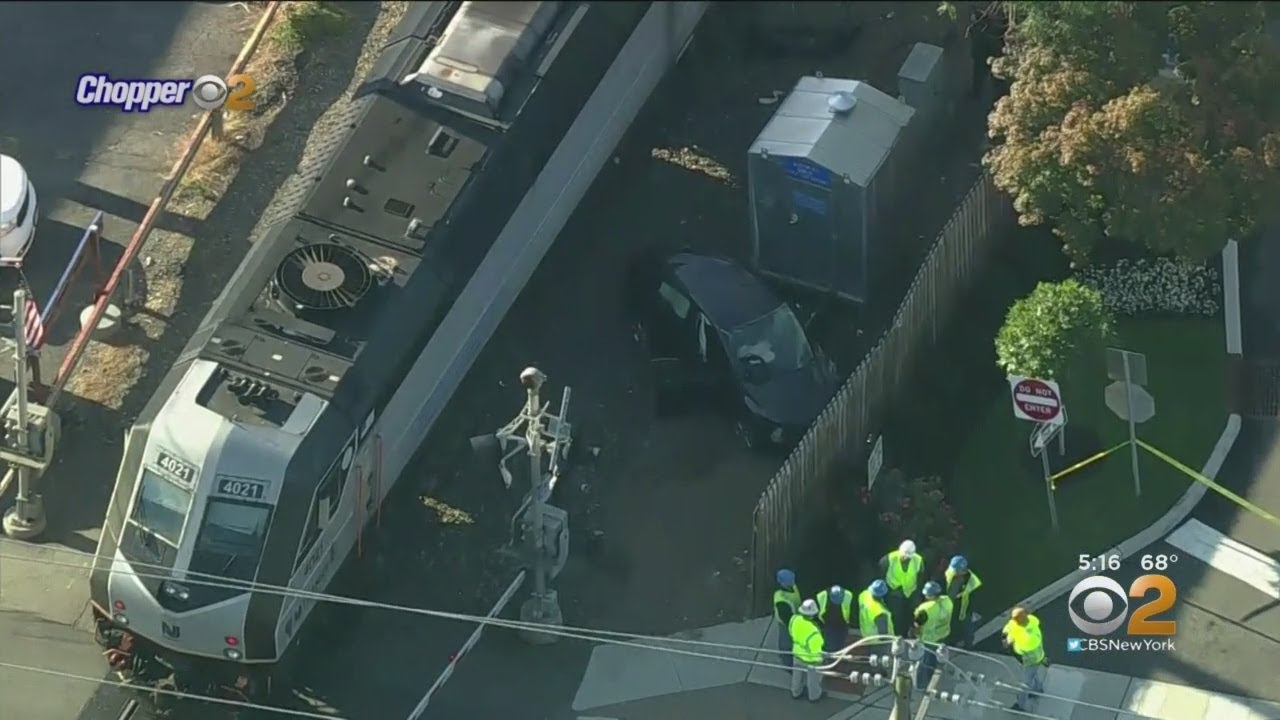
(1075, 258, 1221, 317)
(860, 474, 963, 567)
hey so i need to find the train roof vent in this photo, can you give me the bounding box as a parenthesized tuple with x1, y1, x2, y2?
(404, 1, 563, 126)
(274, 243, 373, 312)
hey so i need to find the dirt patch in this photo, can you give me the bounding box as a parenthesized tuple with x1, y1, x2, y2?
(650, 146, 738, 186)
(174, 1, 349, 213)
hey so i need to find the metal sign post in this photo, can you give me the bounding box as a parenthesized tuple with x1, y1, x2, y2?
(1105, 348, 1155, 500)
(1030, 419, 1063, 531)
(867, 434, 884, 490)
(1124, 354, 1140, 497)
(2, 288, 47, 539)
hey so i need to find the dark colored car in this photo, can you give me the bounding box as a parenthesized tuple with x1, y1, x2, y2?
(626, 251, 840, 449)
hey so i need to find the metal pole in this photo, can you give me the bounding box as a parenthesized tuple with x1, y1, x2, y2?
(1040, 443, 1059, 530)
(3, 288, 46, 539)
(1124, 354, 1141, 497)
(527, 384, 548, 601)
(517, 368, 562, 644)
(888, 638, 912, 719)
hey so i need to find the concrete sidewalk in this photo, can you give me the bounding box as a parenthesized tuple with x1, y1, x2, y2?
(570, 617, 1280, 719)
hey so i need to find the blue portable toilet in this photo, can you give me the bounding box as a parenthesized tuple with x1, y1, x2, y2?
(747, 75, 916, 304)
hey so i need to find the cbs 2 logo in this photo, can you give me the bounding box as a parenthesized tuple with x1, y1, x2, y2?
(191, 74, 256, 111)
(1068, 575, 1177, 636)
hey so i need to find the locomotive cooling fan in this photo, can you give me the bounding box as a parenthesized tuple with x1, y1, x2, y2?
(274, 242, 374, 311)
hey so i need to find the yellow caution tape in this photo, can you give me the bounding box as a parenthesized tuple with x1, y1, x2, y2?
(1049, 440, 1132, 490)
(1136, 439, 1280, 530)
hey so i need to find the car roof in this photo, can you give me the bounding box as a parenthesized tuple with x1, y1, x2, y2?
(668, 252, 782, 330)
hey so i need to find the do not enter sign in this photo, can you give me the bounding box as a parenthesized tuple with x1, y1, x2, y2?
(1009, 376, 1063, 423)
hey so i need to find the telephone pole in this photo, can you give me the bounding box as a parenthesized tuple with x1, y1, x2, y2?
(2, 287, 48, 539)
(887, 638, 914, 720)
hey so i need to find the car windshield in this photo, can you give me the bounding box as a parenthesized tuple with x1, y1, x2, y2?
(189, 499, 272, 582)
(727, 303, 814, 376)
(131, 469, 193, 546)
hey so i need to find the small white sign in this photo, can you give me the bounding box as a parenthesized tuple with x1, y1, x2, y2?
(867, 435, 884, 490)
(1009, 375, 1064, 424)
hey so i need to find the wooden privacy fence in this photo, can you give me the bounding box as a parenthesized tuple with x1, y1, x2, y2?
(750, 172, 1015, 613)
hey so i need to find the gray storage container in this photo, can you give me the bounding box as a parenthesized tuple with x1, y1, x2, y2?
(747, 75, 915, 303)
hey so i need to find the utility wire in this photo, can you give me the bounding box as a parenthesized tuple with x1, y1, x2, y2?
(0, 548, 889, 676)
(0, 546, 1174, 719)
(0, 546, 802, 662)
(1, 542, 877, 662)
(0, 659, 345, 719)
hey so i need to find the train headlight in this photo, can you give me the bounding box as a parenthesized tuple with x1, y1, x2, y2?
(113, 613, 129, 626)
(223, 648, 243, 661)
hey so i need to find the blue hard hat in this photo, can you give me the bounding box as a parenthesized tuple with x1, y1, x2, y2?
(949, 555, 969, 572)
(776, 568, 796, 588)
(870, 579, 889, 598)
(923, 581, 942, 597)
(829, 585, 845, 600)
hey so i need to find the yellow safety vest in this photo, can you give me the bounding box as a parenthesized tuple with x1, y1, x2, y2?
(773, 586, 801, 622)
(788, 615, 824, 664)
(945, 568, 982, 619)
(916, 597, 954, 643)
(885, 551, 924, 596)
(1002, 616, 1046, 666)
(857, 589, 894, 638)
(816, 590, 853, 624)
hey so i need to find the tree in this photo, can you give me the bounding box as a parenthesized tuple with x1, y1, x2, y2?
(984, 1, 1280, 263)
(995, 279, 1114, 388)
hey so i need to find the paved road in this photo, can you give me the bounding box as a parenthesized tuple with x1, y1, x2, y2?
(0, 1, 245, 371)
(980, 539, 1280, 704)
(0, 3, 247, 718)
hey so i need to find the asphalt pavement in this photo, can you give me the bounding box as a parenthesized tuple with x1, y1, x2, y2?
(980, 538, 1280, 704)
(0, 1, 244, 367)
(0, 3, 248, 718)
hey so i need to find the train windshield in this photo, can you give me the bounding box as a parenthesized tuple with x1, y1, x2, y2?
(131, 469, 194, 546)
(189, 499, 272, 583)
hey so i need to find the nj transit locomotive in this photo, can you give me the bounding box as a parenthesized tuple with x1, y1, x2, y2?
(88, 0, 614, 702)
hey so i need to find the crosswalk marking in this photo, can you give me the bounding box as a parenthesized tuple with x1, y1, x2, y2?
(1167, 519, 1280, 600)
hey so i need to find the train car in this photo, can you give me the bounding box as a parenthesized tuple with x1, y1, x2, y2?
(86, 0, 618, 703)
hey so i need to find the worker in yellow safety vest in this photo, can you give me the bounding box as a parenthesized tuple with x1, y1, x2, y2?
(1001, 607, 1049, 712)
(788, 599, 826, 701)
(880, 539, 924, 632)
(857, 579, 894, 646)
(911, 581, 954, 689)
(816, 585, 853, 653)
(773, 568, 802, 669)
(945, 555, 982, 647)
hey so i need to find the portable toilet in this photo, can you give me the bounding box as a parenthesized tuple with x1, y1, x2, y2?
(747, 75, 915, 304)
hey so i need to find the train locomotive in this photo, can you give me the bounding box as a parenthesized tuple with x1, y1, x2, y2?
(87, 0, 615, 705)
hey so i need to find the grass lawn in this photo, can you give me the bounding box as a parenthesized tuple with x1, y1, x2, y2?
(950, 316, 1226, 615)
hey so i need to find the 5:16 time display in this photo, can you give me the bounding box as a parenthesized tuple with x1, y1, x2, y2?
(1078, 553, 1121, 573)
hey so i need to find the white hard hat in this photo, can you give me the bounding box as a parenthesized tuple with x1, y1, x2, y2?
(799, 599, 819, 617)
(899, 540, 917, 556)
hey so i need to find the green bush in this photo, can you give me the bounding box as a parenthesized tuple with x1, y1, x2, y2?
(995, 279, 1114, 382)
